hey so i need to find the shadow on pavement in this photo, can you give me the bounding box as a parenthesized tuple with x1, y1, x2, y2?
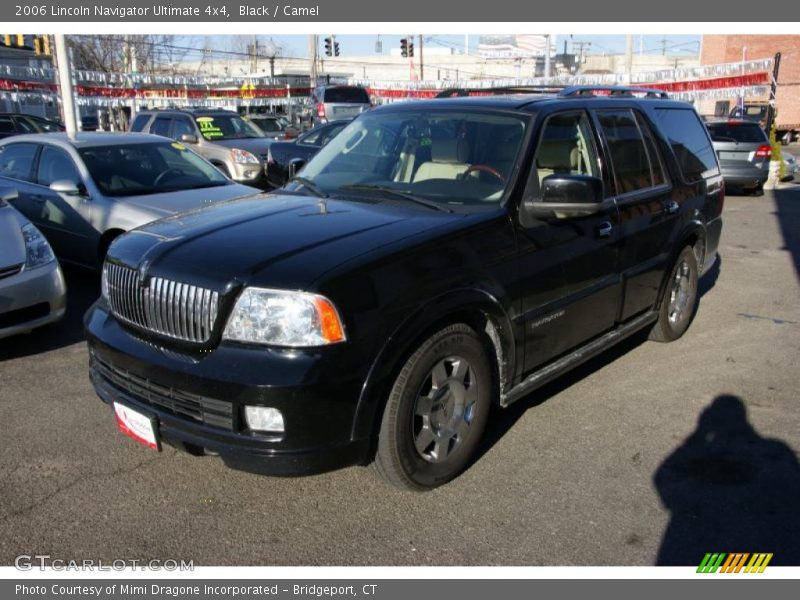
(0, 266, 99, 361)
(654, 394, 800, 566)
(773, 187, 800, 280)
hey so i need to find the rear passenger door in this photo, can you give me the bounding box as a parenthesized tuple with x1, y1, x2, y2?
(593, 107, 676, 321)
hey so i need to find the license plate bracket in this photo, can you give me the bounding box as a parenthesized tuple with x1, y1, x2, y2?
(113, 402, 161, 451)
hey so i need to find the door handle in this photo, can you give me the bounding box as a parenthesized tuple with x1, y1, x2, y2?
(665, 200, 679, 215)
(595, 221, 613, 238)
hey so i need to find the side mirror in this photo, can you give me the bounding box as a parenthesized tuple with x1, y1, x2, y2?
(288, 158, 306, 179)
(50, 179, 84, 196)
(180, 133, 199, 144)
(521, 175, 604, 224)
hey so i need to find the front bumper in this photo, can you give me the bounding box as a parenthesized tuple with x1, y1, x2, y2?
(231, 161, 270, 189)
(84, 302, 371, 476)
(0, 260, 66, 339)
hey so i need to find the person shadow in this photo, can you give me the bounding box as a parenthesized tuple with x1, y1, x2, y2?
(655, 394, 800, 565)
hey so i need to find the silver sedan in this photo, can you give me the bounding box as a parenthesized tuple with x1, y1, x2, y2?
(0, 188, 66, 339)
(0, 133, 259, 270)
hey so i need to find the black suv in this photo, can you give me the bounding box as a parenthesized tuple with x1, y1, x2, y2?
(86, 87, 724, 490)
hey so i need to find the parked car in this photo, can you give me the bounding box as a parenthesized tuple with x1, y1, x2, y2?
(309, 85, 371, 126)
(130, 108, 272, 188)
(0, 187, 66, 339)
(0, 113, 64, 140)
(265, 119, 352, 187)
(781, 150, 797, 181)
(0, 133, 258, 270)
(247, 114, 291, 139)
(706, 119, 771, 193)
(86, 87, 723, 490)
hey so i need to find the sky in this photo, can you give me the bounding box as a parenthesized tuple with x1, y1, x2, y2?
(200, 34, 702, 60)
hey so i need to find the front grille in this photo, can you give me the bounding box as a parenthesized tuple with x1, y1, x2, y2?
(0, 263, 23, 280)
(92, 353, 234, 430)
(105, 263, 219, 343)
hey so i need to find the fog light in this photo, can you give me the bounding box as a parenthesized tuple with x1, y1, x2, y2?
(245, 406, 284, 433)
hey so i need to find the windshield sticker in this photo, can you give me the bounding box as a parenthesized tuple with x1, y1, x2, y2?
(171, 142, 186, 150)
(196, 117, 224, 139)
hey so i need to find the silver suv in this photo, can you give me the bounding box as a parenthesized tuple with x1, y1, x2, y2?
(706, 119, 771, 194)
(130, 109, 272, 188)
(308, 85, 371, 126)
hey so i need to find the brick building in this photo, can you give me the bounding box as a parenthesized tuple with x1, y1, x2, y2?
(699, 35, 800, 131)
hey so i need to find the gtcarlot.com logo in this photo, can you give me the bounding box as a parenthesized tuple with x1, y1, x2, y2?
(15, 555, 194, 571)
(697, 552, 773, 573)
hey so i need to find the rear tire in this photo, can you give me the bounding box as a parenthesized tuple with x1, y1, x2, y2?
(650, 246, 699, 343)
(373, 323, 492, 491)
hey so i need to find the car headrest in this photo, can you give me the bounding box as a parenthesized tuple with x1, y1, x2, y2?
(430, 139, 469, 163)
(537, 140, 576, 170)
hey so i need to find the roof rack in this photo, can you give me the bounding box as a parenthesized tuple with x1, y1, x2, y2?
(558, 86, 669, 99)
(435, 86, 563, 99)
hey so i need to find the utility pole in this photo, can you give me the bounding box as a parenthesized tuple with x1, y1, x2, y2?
(765, 52, 781, 134)
(418, 34, 424, 81)
(625, 34, 633, 81)
(660, 37, 668, 56)
(54, 34, 77, 136)
(308, 34, 317, 89)
(543, 34, 551, 78)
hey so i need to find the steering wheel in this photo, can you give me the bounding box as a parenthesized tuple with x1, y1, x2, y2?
(463, 164, 505, 183)
(154, 168, 184, 186)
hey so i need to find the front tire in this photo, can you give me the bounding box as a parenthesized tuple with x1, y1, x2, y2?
(650, 245, 699, 342)
(373, 323, 492, 491)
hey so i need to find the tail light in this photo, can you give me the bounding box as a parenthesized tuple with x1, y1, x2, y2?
(316, 103, 326, 119)
(754, 144, 771, 160)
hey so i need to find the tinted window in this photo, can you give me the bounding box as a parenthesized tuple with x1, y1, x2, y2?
(0, 143, 37, 181)
(535, 111, 598, 185)
(253, 118, 281, 132)
(194, 114, 262, 141)
(634, 112, 666, 186)
(298, 127, 325, 146)
(130, 113, 151, 132)
(655, 109, 721, 181)
(28, 117, 63, 132)
(0, 116, 17, 134)
(706, 122, 768, 144)
(151, 117, 172, 137)
(78, 141, 228, 197)
(172, 118, 195, 139)
(37, 146, 81, 186)
(323, 87, 370, 104)
(597, 109, 653, 194)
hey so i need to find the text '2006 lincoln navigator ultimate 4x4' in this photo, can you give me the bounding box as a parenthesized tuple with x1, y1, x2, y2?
(86, 86, 723, 490)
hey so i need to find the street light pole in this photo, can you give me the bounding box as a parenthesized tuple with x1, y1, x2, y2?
(54, 34, 77, 137)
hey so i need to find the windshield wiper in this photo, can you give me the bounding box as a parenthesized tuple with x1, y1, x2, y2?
(339, 184, 452, 213)
(290, 176, 328, 198)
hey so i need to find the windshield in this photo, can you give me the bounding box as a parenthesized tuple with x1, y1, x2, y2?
(194, 114, 263, 141)
(79, 141, 230, 197)
(296, 109, 529, 208)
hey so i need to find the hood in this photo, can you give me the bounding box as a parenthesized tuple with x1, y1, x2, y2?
(0, 205, 26, 269)
(109, 193, 462, 292)
(113, 183, 260, 217)
(211, 137, 273, 155)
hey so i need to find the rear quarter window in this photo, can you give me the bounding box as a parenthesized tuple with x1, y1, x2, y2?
(654, 108, 720, 181)
(323, 87, 370, 104)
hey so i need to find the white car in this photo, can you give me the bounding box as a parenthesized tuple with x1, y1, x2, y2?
(0, 188, 66, 339)
(781, 151, 797, 181)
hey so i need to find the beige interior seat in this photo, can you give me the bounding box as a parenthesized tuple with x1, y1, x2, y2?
(536, 140, 578, 183)
(413, 139, 470, 182)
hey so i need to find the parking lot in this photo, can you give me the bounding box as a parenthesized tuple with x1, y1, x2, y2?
(1, 171, 799, 566)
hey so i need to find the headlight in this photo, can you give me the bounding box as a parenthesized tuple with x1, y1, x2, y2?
(21, 223, 55, 270)
(231, 148, 260, 164)
(223, 288, 346, 347)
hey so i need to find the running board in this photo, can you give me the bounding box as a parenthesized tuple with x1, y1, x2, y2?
(500, 311, 658, 407)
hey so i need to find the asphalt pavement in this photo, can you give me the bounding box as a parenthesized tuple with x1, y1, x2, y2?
(1, 176, 798, 566)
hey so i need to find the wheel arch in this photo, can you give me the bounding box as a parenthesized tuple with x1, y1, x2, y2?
(656, 220, 707, 311)
(98, 228, 126, 264)
(350, 288, 518, 445)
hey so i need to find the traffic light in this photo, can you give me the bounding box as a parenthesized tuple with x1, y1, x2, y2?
(400, 38, 408, 58)
(324, 37, 332, 57)
(408, 39, 414, 58)
(334, 42, 340, 57)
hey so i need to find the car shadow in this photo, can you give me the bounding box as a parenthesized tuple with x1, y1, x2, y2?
(773, 187, 800, 280)
(654, 394, 800, 566)
(0, 266, 99, 361)
(473, 263, 723, 466)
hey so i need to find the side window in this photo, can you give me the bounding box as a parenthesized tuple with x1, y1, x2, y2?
(0, 143, 37, 182)
(534, 111, 598, 185)
(653, 108, 719, 181)
(172, 118, 195, 140)
(597, 109, 655, 194)
(0, 116, 17, 134)
(151, 117, 172, 138)
(37, 146, 81, 187)
(130, 113, 151, 133)
(634, 112, 666, 187)
(15, 117, 37, 133)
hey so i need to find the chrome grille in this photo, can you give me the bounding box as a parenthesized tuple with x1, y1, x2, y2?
(105, 262, 219, 343)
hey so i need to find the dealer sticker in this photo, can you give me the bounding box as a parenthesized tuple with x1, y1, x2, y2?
(113, 402, 160, 451)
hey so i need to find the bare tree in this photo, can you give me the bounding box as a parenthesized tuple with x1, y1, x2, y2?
(67, 35, 192, 75)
